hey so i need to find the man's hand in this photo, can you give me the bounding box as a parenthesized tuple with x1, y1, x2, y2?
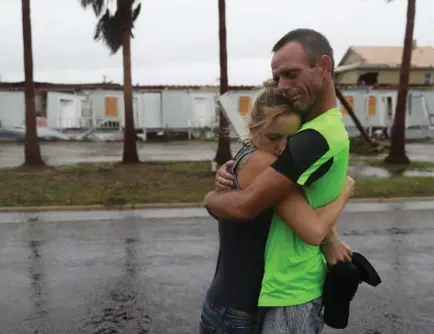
(321, 241, 353, 265)
(215, 160, 235, 192)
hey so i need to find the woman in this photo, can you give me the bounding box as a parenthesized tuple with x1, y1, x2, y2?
(199, 80, 355, 333)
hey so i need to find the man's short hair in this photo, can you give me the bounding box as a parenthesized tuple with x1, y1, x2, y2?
(272, 28, 335, 71)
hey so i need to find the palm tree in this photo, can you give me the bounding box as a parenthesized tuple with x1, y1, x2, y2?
(80, 0, 141, 164)
(21, 0, 45, 166)
(214, 0, 233, 167)
(384, 0, 415, 164)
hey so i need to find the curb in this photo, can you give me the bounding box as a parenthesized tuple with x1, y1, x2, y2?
(0, 197, 433, 213)
(0, 202, 204, 213)
(348, 196, 434, 204)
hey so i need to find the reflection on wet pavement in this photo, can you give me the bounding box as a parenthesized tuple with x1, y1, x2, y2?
(0, 205, 433, 333)
(83, 238, 150, 334)
(349, 164, 434, 179)
(0, 141, 433, 168)
(0, 141, 222, 168)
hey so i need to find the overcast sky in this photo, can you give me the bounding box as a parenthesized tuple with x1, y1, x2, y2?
(0, 0, 433, 85)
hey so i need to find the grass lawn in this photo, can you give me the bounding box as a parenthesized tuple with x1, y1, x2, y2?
(1, 161, 434, 207)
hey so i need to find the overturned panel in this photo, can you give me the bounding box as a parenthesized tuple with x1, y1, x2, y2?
(218, 92, 249, 140)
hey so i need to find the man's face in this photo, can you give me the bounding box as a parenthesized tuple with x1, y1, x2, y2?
(271, 42, 324, 115)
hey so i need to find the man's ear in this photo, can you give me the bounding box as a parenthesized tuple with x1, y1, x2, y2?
(318, 55, 333, 76)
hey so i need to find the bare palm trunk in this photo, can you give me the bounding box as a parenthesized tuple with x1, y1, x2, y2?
(21, 0, 44, 166)
(121, 4, 139, 164)
(385, 0, 415, 164)
(335, 86, 373, 145)
(214, 0, 232, 167)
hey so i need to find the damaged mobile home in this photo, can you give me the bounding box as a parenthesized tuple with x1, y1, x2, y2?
(0, 81, 433, 141)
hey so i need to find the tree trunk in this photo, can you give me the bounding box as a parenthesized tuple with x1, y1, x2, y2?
(214, 0, 232, 167)
(21, 0, 44, 166)
(385, 0, 415, 165)
(335, 86, 373, 145)
(121, 4, 140, 164)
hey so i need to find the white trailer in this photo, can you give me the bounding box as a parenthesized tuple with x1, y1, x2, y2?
(338, 88, 434, 139)
(0, 92, 25, 127)
(46, 92, 85, 129)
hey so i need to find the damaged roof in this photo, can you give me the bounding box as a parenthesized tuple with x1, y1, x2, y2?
(336, 45, 434, 73)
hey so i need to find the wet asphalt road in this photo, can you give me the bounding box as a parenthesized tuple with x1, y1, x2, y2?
(1, 202, 434, 334)
(0, 141, 433, 168)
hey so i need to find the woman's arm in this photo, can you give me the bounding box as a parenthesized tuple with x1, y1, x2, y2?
(237, 151, 354, 246)
(275, 179, 354, 246)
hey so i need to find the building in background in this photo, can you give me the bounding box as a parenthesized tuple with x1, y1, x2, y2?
(334, 43, 434, 88)
(0, 80, 432, 141)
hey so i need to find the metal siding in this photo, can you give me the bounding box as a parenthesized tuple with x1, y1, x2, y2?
(0, 92, 25, 127)
(161, 91, 192, 129)
(227, 91, 258, 121)
(142, 92, 162, 129)
(218, 91, 250, 140)
(189, 92, 217, 128)
(338, 91, 366, 128)
(0, 88, 432, 137)
(85, 90, 143, 128)
(407, 91, 432, 128)
(46, 93, 59, 128)
(422, 92, 434, 126)
(46, 92, 83, 128)
(87, 90, 123, 121)
(222, 91, 258, 137)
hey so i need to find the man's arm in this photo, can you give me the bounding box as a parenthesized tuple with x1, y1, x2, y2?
(204, 129, 332, 220)
(204, 169, 296, 220)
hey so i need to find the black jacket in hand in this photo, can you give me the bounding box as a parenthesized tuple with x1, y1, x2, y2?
(322, 252, 382, 329)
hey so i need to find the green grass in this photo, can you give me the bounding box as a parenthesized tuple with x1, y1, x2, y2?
(0, 162, 213, 207)
(1, 161, 433, 207)
(354, 177, 434, 198)
(349, 136, 389, 155)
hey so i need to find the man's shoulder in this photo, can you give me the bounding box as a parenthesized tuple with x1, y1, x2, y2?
(288, 129, 329, 158)
(297, 108, 349, 149)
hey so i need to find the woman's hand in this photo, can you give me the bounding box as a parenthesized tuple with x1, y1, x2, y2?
(215, 160, 235, 192)
(322, 241, 353, 265)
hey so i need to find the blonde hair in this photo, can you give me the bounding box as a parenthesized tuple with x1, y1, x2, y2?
(247, 79, 292, 137)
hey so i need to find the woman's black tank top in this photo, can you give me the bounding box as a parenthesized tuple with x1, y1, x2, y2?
(206, 144, 274, 314)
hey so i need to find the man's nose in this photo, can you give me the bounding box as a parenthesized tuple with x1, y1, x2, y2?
(277, 77, 294, 91)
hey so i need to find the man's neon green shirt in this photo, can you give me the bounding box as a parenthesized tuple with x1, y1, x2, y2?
(258, 108, 350, 307)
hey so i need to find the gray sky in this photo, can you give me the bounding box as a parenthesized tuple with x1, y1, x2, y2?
(1, 0, 433, 85)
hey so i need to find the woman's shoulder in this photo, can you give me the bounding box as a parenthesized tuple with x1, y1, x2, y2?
(235, 149, 277, 188)
(239, 150, 276, 171)
(232, 145, 271, 172)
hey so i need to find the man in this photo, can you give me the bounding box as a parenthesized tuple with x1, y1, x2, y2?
(205, 28, 352, 333)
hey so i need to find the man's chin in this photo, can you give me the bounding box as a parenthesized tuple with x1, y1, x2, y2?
(293, 103, 313, 116)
